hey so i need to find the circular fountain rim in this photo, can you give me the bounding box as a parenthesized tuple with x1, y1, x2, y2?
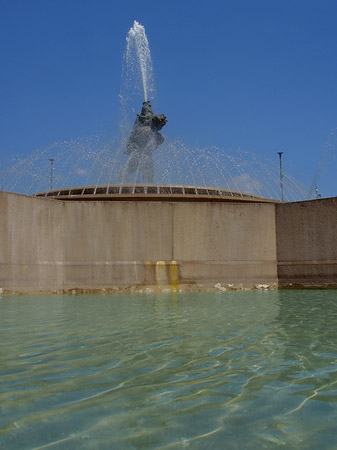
(34, 184, 278, 203)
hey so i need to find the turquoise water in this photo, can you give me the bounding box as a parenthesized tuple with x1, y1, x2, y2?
(1, 290, 337, 449)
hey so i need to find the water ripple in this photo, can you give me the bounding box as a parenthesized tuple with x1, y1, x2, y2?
(1, 290, 337, 449)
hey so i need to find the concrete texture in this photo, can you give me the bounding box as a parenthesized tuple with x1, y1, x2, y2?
(0, 191, 278, 292)
(276, 197, 337, 287)
(173, 202, 277, 285)
(0, 192, 64, 291)
(1, 191, 336, 293)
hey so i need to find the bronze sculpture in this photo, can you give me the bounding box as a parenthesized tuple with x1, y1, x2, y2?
(120, 101, 167, 183)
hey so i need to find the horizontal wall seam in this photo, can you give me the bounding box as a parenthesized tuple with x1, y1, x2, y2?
(0, 260, 276, 266)
(181, 260, 276, 265)
(278, 260, 337, 266)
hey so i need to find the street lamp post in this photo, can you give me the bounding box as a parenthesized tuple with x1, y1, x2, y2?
(49, 158, 54, 191)
(277, 152, 284, 201)
(315, 185, 321, 199)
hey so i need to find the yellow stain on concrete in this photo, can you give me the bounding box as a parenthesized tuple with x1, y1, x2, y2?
(156, 261, 167, 287)
(170, 261, 179, 292)
(153, 261, 179, 292)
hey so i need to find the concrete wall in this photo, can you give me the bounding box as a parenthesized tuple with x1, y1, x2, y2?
(0, 191, 278, 292)
(276, 197, 337, 287)
(173, 202, 277, 286)
(0, 192, 64, 291)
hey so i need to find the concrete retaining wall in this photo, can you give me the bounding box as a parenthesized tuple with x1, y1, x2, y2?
(276, 197, 337, 287)
(0, 192, 64, 292)
(2, 191, 335, 293)
(0, 191, 278, 292)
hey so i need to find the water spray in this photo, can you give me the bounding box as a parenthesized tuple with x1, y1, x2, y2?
(126, 20, 153, 102)
(49, 158, 54, 190)
(0, 21, 311, 202)
(278, 152, 284, 201)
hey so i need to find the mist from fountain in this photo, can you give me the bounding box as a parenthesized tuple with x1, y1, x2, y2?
(0, 20, 313, 202)
(0, 133, 310, 202)
(309, 126, 337, 197)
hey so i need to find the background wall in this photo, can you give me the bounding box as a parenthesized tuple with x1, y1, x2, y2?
(276, 197, 337, 287)
(0, 192, 278, 292)
(0, 192, 64, 292)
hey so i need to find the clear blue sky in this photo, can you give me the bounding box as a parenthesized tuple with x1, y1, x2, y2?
(1, 0, 336, 197)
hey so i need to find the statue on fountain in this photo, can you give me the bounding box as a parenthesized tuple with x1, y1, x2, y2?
(120, 101, 167, 183)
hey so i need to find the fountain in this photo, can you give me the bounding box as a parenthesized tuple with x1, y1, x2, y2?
(1, 20, 336, 295)
(0, 20, 311, 202)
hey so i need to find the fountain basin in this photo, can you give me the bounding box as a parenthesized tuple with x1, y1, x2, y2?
(35, 183, 275, 203)
(0, 190, 336, 294)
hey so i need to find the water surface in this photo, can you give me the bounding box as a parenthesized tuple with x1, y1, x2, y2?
(1, 290, 337, 449)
